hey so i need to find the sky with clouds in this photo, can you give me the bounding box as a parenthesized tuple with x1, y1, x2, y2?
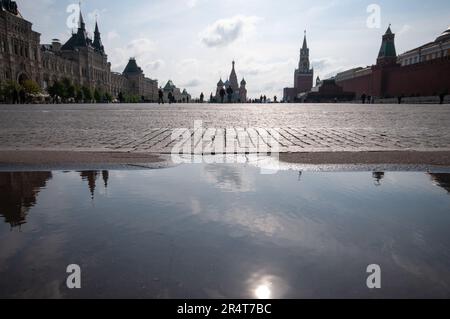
(18, 0, 450, 98)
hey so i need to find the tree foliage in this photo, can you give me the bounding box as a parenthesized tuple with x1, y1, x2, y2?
(82, 86, 93, 102)
(2, 81, 22, 101)
(22, 80, 41, 95)
(94, 88, 102, 102)
(47, 80, 65, 99)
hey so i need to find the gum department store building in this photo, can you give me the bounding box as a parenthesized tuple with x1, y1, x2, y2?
(0, 0, 158, 101)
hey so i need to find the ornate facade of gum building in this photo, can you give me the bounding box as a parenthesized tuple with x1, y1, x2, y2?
(0, 0, 158, 101)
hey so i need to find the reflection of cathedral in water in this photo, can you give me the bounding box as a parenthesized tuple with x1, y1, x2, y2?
(0, 171, 110, 228)
(79, 171, 109, 199)
(0, 172, 52, 228)
(1, 171, 450, 229)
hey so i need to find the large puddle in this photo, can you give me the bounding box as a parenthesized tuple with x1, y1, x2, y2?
(0, 164, 450, 298)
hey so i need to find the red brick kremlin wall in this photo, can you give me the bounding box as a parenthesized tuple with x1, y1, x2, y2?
(337, 57, 450, 98)
(336, 74, 373, 97)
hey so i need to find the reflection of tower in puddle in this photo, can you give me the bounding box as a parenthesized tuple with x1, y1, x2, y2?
(429, 173, 450, 194)
(372, 172, 385, 186)
(79, 171, 109, 200)
(102, 171, 109, 188)
(0, 172, 52, 229)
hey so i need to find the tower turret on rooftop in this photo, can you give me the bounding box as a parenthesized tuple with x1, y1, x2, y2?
(377, 25, 398, 66)
(79, 10, 85, 31)
(229, 61, 239, 90)
(61, 6, 91, 51)
(93, 20, 105, 54)
(299, 30, 311, 73)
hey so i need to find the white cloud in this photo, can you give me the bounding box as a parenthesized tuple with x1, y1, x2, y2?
(109, 38, 157, 73)
(305, 0, 339, 18)
(126, 38, 155, 56)
(178, 58, 199, 69)
(240, 59, 291, 76)
(398, 24, 413, 36)
(145, 59, 165, 71)
(187, 0, 200, 8)
(182, 79, 202, 87)
(87, 9, 107, 23)
(107, 31, 120, 41)
(311, 57, 352, 80)
(200, 15, 262, 48)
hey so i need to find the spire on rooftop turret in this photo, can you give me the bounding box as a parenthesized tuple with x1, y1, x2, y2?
(302, 30, 308, 50)
(229, 61, 239, 90)
(385, 24, 393, 35)
(78, 9, 85, 31)
(61, 3, 91, 51)
(93, 18, 105, 54)
(298, 30, 311, 73)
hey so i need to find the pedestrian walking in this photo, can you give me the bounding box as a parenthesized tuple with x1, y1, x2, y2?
(158, 88, 164, 104)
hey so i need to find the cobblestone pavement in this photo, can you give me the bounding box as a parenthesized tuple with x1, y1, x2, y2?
(0, 103, 449, 154)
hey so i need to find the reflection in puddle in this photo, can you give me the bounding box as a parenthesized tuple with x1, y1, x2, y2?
(430, 174, 450, 193)
(0, 166, 450, 299)
(0, 172, 52, 229)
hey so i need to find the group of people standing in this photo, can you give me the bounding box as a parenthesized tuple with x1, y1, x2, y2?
(157, 87, 277, 104)
(158, 88, 176, 104)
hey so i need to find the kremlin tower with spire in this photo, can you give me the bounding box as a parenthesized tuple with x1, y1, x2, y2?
(283, 31, 314, 102)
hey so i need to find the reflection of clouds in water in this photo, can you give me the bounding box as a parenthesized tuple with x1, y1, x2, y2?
(0, 236, 24, 272)
(207, 207, 285, 237)
(190, 198, 202, 215)
(390, 241, 450, 290)
(193, 202, 349, 257)
(202, 164, 256, 193)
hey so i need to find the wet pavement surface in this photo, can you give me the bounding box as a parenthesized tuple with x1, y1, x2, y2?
(0, 103, 449, 153)
(0, 165, 450, 299)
